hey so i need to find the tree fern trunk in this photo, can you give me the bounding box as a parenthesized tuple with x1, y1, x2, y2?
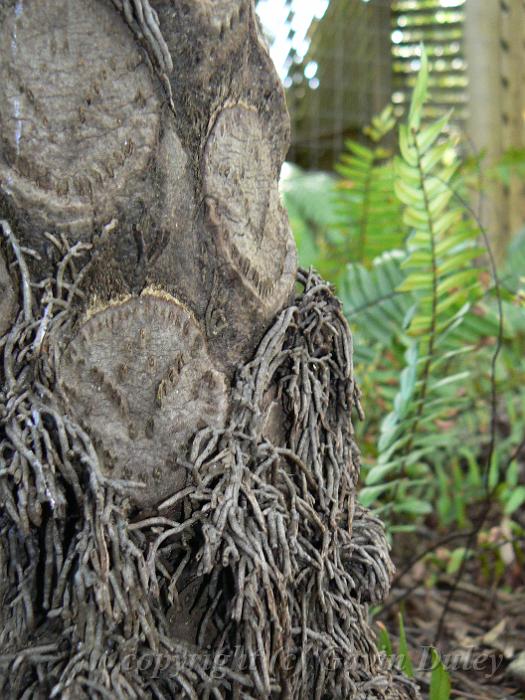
(0, 2, 419, 698)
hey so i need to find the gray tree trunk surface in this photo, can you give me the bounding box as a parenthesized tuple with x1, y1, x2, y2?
(0, 2, 419, 698)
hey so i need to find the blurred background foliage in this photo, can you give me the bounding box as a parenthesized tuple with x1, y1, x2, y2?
(257, 1, 525, 693)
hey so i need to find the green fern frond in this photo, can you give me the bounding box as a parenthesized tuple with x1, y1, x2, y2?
(340, 251, 413, 348)
(366, 48, 487, 520)
(333, 105, 405, 266)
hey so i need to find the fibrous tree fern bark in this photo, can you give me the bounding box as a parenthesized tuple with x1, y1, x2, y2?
(0, 2, 419, 698)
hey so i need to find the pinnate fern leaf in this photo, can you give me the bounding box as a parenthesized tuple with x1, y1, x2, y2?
(366, 48, 487, 521)
(334, 105, 405, 266)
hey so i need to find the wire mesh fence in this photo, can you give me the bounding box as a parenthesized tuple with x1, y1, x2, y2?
(257, 0, 525, 246)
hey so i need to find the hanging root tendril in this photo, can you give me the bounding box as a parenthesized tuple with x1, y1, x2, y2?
(111, 0, 175, 112)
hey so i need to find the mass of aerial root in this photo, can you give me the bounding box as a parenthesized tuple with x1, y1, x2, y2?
(0, 220, 419, 699)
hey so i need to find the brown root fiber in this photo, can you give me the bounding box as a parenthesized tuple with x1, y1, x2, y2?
(0, 220, 419, 699)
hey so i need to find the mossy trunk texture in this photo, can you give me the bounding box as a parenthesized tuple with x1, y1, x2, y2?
(0, 2, 420, 698)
